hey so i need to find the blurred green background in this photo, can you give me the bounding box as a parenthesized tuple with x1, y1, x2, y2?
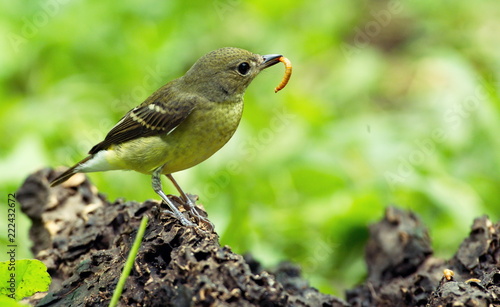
(1, 0, 499, 297)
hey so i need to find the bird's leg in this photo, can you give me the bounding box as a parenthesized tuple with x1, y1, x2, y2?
(165, 174, 193, 205)
(166, 173, 213, 229)
(152, 166, 195, 227)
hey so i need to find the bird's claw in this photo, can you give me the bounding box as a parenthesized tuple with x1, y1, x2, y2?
(182, 194, 214, 231)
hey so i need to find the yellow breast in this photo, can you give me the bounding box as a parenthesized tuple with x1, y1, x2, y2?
(107, 98, 244, 174)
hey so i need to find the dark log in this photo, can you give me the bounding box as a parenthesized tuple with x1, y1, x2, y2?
(16, 169, 499, 306)
(16, 169, 348, 307)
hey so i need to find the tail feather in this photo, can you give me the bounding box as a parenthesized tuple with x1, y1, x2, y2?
(50, 156, 92, 187)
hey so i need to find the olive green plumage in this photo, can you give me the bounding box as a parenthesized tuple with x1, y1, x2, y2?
(50, 47, 282, 227)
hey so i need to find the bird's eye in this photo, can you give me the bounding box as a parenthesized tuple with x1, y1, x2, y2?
(237, 62, 251, 75)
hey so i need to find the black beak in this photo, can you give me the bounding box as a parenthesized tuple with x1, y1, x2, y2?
(261, 54, 282, 69)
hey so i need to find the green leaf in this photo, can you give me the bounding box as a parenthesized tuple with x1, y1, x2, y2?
(0, 259, 51, 301)
(0, 295, 29, 307)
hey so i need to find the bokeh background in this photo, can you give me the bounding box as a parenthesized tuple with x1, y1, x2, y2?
(1, 0, 499, 296)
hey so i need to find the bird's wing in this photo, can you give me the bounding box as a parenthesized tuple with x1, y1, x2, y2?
(89, 95, 197, 154)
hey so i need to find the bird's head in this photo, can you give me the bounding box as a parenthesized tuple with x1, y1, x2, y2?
(181, 47, 282, 101)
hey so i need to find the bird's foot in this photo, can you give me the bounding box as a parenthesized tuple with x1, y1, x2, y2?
(160, 194, 213, 231)
(182, 194, 214, 231)
(161, 206, 196, 227)
(157, 195, 196, 227)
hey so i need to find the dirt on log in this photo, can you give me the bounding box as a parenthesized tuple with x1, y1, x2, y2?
(15, 168, 500, 306)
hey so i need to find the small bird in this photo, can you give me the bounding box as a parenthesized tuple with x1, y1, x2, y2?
(50, 47, 288, 227)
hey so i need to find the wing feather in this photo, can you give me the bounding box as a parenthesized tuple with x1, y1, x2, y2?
(89, 89, 197, 154)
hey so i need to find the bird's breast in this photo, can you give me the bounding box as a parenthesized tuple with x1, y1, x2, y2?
(158, 98, 244, 173)
(109, 98, 244, 174)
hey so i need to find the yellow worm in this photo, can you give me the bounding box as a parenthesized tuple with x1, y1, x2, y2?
(274, 56, 292, 93)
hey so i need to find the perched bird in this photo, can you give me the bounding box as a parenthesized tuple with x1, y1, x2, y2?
(50, 47, 288, 227)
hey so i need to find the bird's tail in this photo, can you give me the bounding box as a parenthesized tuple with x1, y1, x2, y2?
(50, 156, 92, 187)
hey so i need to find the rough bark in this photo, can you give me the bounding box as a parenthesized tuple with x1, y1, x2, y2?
(16, 169, 500, 306)
(16, 169, 347, 307)
(346, 207, 500, 307)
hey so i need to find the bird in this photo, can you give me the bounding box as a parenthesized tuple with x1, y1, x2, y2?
(50, 47, 286, 227)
